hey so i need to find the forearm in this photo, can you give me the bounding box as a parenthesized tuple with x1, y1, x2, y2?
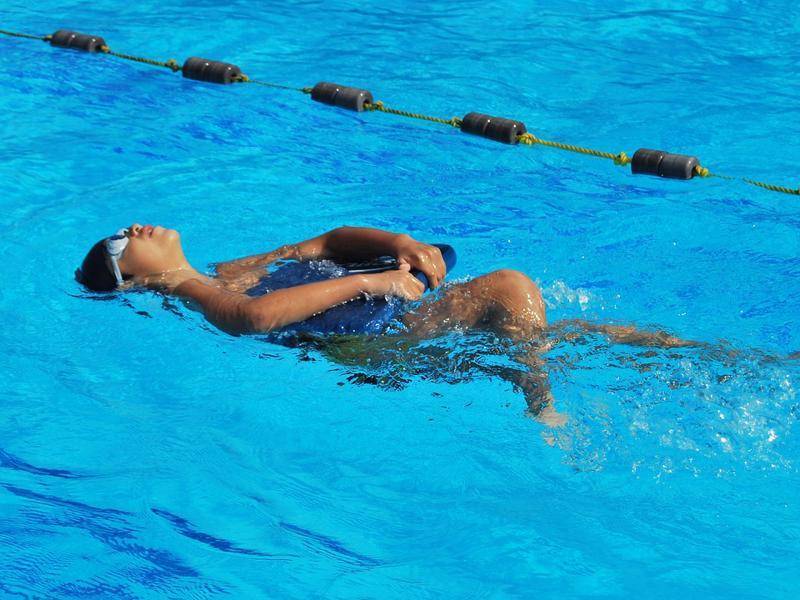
(244, 274, 372, 331)
(319, 226, 406, 261)
(215, 227, 407, 277)
(214, 244, 297, 277)
(175, 275, 373, 334)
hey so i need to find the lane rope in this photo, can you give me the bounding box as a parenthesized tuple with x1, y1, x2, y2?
(364, 100, 463, 128)
(2, 27, 797, 197)
(0, 28, 48, 41)
(236, 75, 312, 94)
(100, 46, 181, 72)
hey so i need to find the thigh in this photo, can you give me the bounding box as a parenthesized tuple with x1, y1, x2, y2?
(401, 270, 548, 341)
(400, 277, 497, 339)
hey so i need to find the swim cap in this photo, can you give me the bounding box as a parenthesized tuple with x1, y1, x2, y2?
(75, 229, 129, 292)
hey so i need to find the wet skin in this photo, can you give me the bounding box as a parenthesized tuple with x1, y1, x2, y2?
(106, 224, 698, 426)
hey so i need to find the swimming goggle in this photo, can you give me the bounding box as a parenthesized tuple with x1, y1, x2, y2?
(104, 228, 129, 286)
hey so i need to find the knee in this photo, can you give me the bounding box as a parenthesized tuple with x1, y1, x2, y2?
(489, 268, 545, 312)
(481, 269, 547, 330)
(488, 269, 541, 296)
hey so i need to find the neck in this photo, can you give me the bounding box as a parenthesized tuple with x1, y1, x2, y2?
(140, 264, 212, 294)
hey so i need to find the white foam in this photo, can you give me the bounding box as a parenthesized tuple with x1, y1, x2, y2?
(540, 279, 595, 311)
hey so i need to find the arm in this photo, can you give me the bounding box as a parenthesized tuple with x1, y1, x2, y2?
(215, 227, 447, 288)
(214, 227, 403, 274)
(322, 228, 447, 288)
(213, 243, 309, 280)
(174, 266, 425, 335)
(212, 236, 328, 292)
(320, 226, 410, 261)
(245, 275, 376, 332)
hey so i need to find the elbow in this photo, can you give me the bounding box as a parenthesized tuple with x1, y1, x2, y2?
(213, 262, 236, 278)
(327, 225, 352, 239)
(319, 226, 353, 258)
(242, 301, 282, 333)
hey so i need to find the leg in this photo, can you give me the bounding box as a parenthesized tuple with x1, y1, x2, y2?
(402, 270, 565, 426)
(550, 319, 702, 349)
(401, 269, 547, 341)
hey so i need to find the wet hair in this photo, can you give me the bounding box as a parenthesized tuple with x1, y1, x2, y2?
(75, 238, 123, 292)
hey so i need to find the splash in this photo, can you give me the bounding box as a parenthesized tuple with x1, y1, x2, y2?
(541, 279, 594, 311)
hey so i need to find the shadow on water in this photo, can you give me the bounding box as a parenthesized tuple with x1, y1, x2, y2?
(0, 483, 212, 596)
(151, 507, 292, 560)
(0, 454, 283, 593)
(279, 522, 382, 568)
(0, 449, 84, 480)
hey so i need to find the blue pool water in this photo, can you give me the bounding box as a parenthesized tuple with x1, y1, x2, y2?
(2, 0, 800, 597)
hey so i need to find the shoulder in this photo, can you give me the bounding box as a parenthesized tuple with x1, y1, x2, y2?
(215, 269, 266, 294)
(174, 278, 259, 334)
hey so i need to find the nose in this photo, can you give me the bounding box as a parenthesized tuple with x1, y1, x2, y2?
(129, 223, 142, 236)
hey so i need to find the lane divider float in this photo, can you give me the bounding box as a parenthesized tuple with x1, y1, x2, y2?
(2, 27, 798, 196)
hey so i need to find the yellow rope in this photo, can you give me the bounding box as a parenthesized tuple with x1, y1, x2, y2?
(3, 26, 800, 197)
(0, 29, 48, 41)
(694, 165, 711, 178)
(694, 165, 735, 180)
(364, 100, 462, 128)
(234, 74, 310, 93)
(100, 46, 181, 72)
(695, 165, 799, 195)
(518, 132, 631, 166)
(741, 178, 800, 195)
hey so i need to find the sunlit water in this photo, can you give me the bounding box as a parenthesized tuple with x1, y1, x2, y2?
(1, 0, 799, 597)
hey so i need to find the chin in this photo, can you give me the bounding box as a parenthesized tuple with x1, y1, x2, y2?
(160, 227, 180, 242)
(166, 229, 184, 254)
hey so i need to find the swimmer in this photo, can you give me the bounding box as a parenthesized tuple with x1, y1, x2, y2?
(77, 224, 696, 425)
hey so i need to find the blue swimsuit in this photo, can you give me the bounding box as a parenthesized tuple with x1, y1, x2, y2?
(246, 244, 457, 338)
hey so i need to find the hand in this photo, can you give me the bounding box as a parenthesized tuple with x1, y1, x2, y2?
(393, 234, 446, 289)
(365, 263, 425, 300)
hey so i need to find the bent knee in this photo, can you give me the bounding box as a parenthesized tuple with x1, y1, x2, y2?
(488, 269, 546, 324)
(488, 269, 540, 294)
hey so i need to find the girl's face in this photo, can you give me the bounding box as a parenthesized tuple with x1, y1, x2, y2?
(117, 223, 186, 279)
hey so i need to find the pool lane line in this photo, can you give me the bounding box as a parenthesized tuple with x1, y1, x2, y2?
(1, 27, 798, 197)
